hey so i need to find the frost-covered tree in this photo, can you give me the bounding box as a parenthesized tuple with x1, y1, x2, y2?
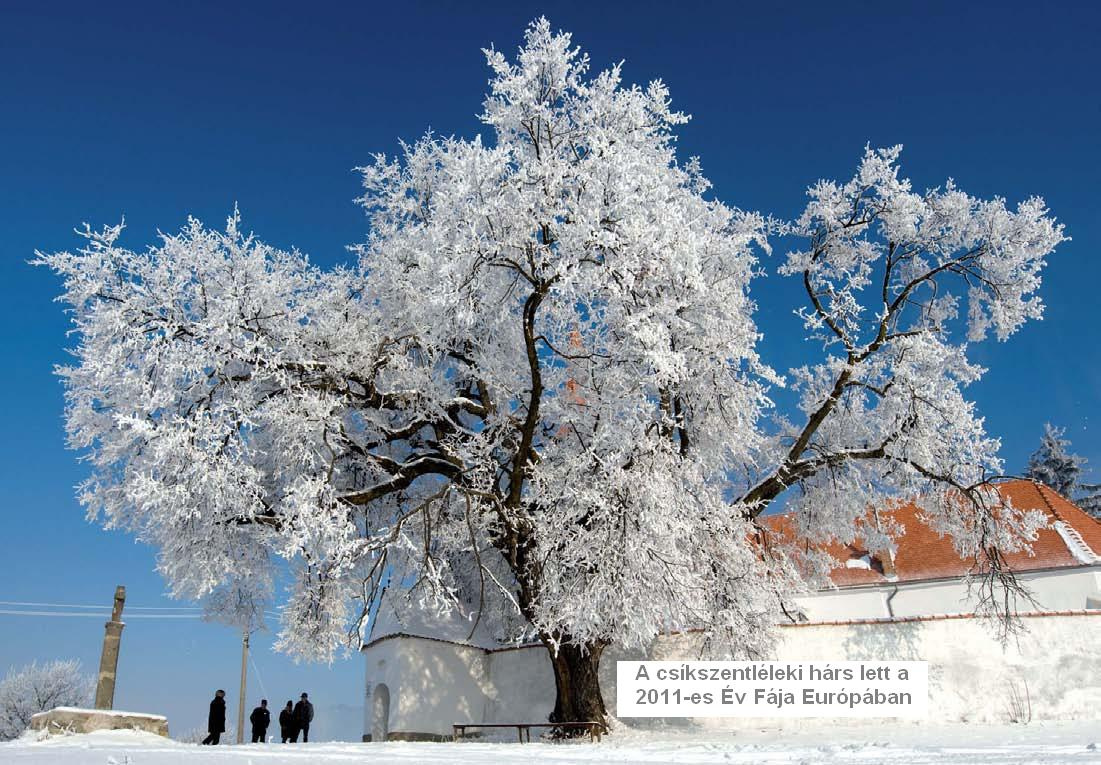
(1079, 489, 1101, 519)
(0, 660, 94, 740)
(1025, 423, 1084, 496)
(38, 19, 1065, 728)
(1025, 424, 1101, 518)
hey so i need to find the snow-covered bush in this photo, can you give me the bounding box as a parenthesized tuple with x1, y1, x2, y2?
(0, 660, 94, 740)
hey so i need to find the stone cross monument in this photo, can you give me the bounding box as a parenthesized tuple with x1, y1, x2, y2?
(93, 585, 126, 709)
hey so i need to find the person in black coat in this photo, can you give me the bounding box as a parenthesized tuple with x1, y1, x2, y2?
(293, 692, 314, 742)
(279, 700, 296, 743)
(201, 689, 226, 745)
(249, 698, 270, 743)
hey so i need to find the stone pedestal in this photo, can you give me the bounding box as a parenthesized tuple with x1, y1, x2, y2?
(30, 707, 169, 737)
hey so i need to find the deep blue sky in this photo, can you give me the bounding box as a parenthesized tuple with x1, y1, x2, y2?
(2, 0, 1098, 741)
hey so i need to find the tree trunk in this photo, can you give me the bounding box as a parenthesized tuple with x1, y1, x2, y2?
(543, 637, 609, 736)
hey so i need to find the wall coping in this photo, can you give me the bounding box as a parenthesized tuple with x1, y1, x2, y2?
(810, 562, 1098, 592)
(362, 610, 1101, 652)
(362, 630, 543, 654)
(777, 609, 1101, 629)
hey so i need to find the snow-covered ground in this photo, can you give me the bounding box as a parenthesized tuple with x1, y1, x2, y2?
(3, 721, 1100, 764)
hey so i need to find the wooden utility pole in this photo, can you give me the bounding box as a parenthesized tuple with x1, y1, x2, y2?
(94, 586, 126, 709)
(237, 631, 249, 744)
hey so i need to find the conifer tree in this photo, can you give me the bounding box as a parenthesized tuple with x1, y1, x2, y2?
(1025, 424, 1084, 497)
(1025, 424, 1101, 519)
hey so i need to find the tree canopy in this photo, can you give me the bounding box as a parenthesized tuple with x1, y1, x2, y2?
(38, 20, 1066, 720)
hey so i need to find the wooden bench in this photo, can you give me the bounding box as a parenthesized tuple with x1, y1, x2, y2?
(452, 721, 605, 743)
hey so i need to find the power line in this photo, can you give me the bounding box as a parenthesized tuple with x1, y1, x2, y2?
(0, 602, 108, 609)
(115, 614, 206, 619)
(0, 600, 284, 623)
(1, 600, 283, 610)
(0, 608, 283, 621)
(0, 600, 203, 610)
(0, 610, 109, 618)
(249, 651, 269, 699)
(0, 609, 203, 619)
(0, 600, 280, 613)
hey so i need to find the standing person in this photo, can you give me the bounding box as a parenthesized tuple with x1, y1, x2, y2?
(249, 699, 270, 743)
(293, 692, 314, 743)
(279, 700, 296, 743)
(201, 689, 226, 745)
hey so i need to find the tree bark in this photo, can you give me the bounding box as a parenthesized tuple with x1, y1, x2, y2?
(543, 637, 609, 735)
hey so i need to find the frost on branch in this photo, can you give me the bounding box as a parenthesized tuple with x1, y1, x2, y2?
(754, 145, 1065, 624)
(37, 20, 1065, 683)
(37, 212, 378, 659)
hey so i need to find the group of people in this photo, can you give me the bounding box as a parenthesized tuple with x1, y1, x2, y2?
(201, 689, 315, 745)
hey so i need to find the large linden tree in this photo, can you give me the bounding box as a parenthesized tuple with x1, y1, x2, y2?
(40, 19, 1064, 727)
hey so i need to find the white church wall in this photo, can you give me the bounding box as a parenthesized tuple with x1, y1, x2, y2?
(795, 587, 890, 621)
(364, 636, 492, 739)
(775, 612, 1101, 723)
(485, 646, 555, 725)
(597, 613, 1101, 728)
(793, 568, 1101, 622)
(364, 573, 1101, 737)
(363, 637, 402, 740)
(996, 568, 1100, 611)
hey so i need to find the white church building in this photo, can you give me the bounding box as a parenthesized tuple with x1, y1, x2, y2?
(361, 480, 1101, 740)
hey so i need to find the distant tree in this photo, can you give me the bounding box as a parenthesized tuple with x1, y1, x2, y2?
(1024, 424, 1083, 496)
(1025, 424, 1101, 518)
(1078, 489, 1101, 519)
(1074, 488, 1101, 517)
(38, 19, 1066, 729)
(0, 660, 94, 740)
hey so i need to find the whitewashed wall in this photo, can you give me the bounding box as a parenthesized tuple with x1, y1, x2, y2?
(365, 612, 1101, 738)
(364, 636, 492, 740)
(485, 646, 555, 725)
(794, 569, 1101, 622)
(603, 613, 1101, 728)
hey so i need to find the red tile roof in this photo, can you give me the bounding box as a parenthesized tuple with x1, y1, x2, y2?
(760, 480, 1101, 588)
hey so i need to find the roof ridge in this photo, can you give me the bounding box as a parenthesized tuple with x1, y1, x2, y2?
(1026, 480, 1101, 562)
(1029, 479, 1064, 523)
(1056, 490, 1101, 528)
(1029, 478, 1101, 526)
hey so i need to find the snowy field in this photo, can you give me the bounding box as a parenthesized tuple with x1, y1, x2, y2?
(3, 722, 1100, 764)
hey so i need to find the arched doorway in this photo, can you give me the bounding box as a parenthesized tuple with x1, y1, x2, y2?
(372, 683, 390, 742)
